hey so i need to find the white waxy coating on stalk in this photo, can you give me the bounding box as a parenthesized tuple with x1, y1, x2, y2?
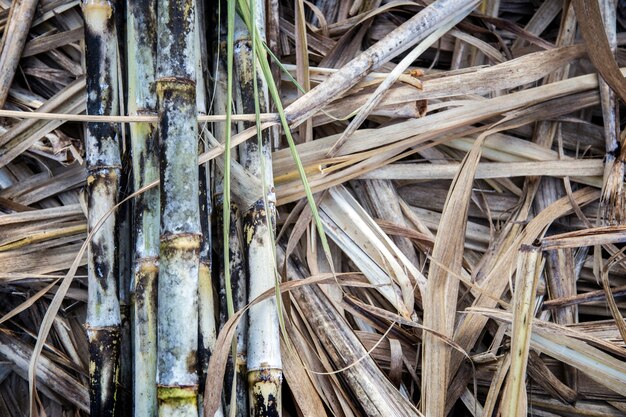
(159, 398, 198, 417)
(127, 7, 157, 116)
(86, 179, 121, 326)
(83, 0, 120, 328)
(127, 2, 159, 416)
(246, 219, 281, 371)
(155, 4, 200, 414)
(157, 241, 200, 385)
(83, 2, 122, 416)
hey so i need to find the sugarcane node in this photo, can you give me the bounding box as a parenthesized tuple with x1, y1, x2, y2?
(248, 367, 283, 384)
(156, 77, 196, 91)
(84, 324, 121, 332)
(86, 121, 118, 143)
(132, 262, 158, 300)
(159, 236, 201, 265)
(87, 164, 122, 173)
(134, 256, 160, 274)
(86, 171, 120, 198)
(82, 0, 114, 12)
(248, 368, 282, 417)
(156, 385, 198, 405)
(159, 233, 201, 246)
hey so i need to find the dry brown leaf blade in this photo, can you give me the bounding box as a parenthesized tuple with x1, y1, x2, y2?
(572, 0, 626, 103)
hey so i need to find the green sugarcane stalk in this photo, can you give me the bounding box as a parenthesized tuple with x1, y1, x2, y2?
(156, 0, 201, 416)
(127, 0, 159, 416)
(232, 11, 282, 416)
(82, 1, 122, 416)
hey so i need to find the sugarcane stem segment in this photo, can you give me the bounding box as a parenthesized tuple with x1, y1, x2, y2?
(248, 368, 282, 417)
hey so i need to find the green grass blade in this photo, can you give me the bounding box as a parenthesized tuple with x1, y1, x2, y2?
(224, 3, 239, 416)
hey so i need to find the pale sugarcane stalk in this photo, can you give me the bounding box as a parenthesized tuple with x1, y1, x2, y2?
(212, 55, 248, 415)
(82, 1, 122, 416)
(233, 12, 282, 416)
(156, 0, 201, 415)
(127, 1, 159, 416)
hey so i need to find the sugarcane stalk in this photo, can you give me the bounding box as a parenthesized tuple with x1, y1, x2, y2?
(233, 11, 282, 416)
(215, 189, 249, 416)
(82, 1, 122, 416)
(128, 1, 159, 416)
(199, 161, 226, 417)
(212, 54, 248, 415)
(156, 0, 201, 416)
(118, 159, 134, 417)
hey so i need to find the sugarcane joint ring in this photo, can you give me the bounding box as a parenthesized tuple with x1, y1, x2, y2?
(83, 324, 120, 332)
(87, 164, 122, 172)
(156, 77, 196, 93)
(156, 385, 198, 401)
(247, 368, 283, 384)
(160, 233, 202, 251)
